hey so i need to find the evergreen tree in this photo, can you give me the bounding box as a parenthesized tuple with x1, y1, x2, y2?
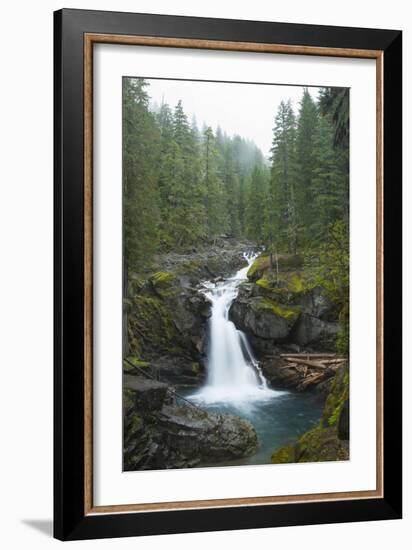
(318, 88, 349, 148)
(163, 101, 207, 245)
(294, 89, 318, 243)
(314, 220, 349, 353)
(202, 126, 227, 238)
(123, 77, 161, 271)
(244, 165, 268, 242)
(310, 115, 343, 239)
(267, 100, 298, 254)
(220, 140, 241, 236)
(156, 102, 176, 244)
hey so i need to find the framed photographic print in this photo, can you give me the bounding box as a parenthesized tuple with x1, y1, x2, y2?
(54, 8, 402, 541)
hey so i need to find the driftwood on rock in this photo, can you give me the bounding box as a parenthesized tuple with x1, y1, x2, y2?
(278, 353, 347, 391)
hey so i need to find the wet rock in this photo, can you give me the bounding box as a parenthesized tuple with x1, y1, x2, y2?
(291, 314, 339, 349)
(230, 292, 300, 344)
(159, 405, 258, 462)
(307, 287, 338, 321)
(124, 375, 168, 412)
(260, 357, 303, 389)
(127, 269, 211, 385)
(123, 375, 258, 471)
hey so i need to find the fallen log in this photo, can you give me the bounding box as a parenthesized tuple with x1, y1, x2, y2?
(283, 357, 346, 370)
(320, 358, 347, 365)
(279, 364, 298, 370)
(279, 353, 343, 360)
(283, 357, 330, 369)
(297, 372, 325, 389)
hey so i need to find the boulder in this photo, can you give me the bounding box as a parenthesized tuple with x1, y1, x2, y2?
(291, 314, 339, 349)
(247, 254, 303, 282)
(124, 375, 168, 412)
(159, 405, 258, 462)
(260, 357, 303, 389)
(123, 382, 258, 470)
(230, 294, 300, 343)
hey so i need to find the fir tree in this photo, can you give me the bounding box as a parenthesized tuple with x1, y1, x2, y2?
(244, 165, 268, 242)
(123, 77, 161, 271)
(267, 100, 298, 254)
(294, 89, 319, 243)
(202, 126, 227, 238)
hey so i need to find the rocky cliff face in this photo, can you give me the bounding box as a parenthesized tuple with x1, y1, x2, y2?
(123, 374, 258, 470)
(125, 239, 255, 386)
(229, 253, 339, 356)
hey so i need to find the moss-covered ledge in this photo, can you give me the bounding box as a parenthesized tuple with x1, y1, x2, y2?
(253, 296, 301, 323)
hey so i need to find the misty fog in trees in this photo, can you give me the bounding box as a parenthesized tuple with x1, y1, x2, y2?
(123, 78, 348, 271)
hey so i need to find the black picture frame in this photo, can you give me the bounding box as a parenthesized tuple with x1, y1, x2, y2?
(54, 8, 402, 541)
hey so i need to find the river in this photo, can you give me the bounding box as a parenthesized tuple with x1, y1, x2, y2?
(188, 253, 323, 466)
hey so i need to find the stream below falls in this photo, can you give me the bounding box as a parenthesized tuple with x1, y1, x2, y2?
(187, 253, 324, 466)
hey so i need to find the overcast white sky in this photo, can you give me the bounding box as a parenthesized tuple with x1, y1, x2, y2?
(145, 78, 322, 158)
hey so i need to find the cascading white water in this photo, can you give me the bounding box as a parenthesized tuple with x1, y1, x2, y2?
(191, 253, 275, 404)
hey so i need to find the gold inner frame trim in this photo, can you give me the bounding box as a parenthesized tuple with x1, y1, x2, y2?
(84, 33, 384, 516)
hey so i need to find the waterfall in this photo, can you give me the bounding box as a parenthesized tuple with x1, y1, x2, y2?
(191, 253, 275, 404)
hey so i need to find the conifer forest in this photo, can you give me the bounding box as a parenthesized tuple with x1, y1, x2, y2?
(123, 77, 350, 471)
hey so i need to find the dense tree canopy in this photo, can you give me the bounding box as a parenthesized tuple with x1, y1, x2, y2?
(123, 77, 349, 264)
(123, 77, 264, 265)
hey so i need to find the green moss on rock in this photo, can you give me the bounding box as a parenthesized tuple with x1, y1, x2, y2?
(247, 255, 270, 281)
(150, 271, 176, 287)
(191, 362, 201, 375)
(123, 356, 150, 373)
(251, 261, 314, 316)
(288, 273, 304, 293)
(175, 260, 203, 277)
(149, 271, 179, 299)
(128, 294, 180, 356)
(271, 446, 295, 464)
(257, 297, 301, 322)
(248, 254, 304, 282)
(255, 276, 274, 291)
(295, 425, 348, 462)
(270, 365, 350, 464)
(322, 366, 349, 428)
